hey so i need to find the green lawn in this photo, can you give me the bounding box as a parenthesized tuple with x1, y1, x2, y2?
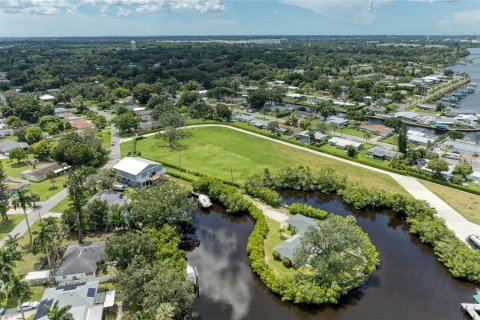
(50, 197, 70, 213)
(99, 129, 111, 149)
(381, 134, 398, 146)
(1, 159, 66, 201)
(420, 180, 480, 225)
(339, 127, 373, 139)
(0, 214, 24, 240)
(124, 126, 407, 194)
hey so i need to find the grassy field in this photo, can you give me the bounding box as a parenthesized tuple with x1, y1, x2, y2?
(420, 180, 480, 225)
(0, 214, 24, 240)
(124, 126, 407, 194)
(381, 134, 398, 146)
(50, 197, 70, 213)
(1, 158, 66, 201)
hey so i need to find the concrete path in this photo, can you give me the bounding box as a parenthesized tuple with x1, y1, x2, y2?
(250, 199, 289, 223)
(132, 124, 480, 243)
(2, 308, 36, 320)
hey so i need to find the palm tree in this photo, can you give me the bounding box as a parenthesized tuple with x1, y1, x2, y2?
(154, 303, 175, 320)
(4, 233, 20, 247)
(363, 132, 372, 142)
(45, 301, 74, 320)
(32, 220, 55, 267)
(12, 189, 34, 245)
(0, 246, 22, 282)
(3, 273, 32, 320)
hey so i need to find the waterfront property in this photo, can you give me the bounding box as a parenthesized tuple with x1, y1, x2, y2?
(274, 214, 317, 262)
(113, 156, 165, 188)
(297, 131, 327, 144)
(368, 146, 401, 160)
(325, 116, 349, 128)
(88, 191, 130, 207)
(395, 111, 421, 122)
(53, 242, 105, 283)
(359, 124, 393, 137)
(34, 280, 115, 320)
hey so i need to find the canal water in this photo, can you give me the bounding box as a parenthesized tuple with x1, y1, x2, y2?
(448, 47, 480, 113)
(187, 192, 476, 320)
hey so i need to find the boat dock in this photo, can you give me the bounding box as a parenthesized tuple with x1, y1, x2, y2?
(462, 303, 480, 319)
(191, 191, 212, 208)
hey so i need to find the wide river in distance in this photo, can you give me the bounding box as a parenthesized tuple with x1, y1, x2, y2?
(186, 191, 477, 320)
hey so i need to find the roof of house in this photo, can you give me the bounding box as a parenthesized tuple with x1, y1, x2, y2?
(113, 157, 161, 176)
(25, 270, 50, 281)
(444, 140, 480, 154)
(394, 111, 420, 120)
(69, 118, 95, 130)
(368, 146, 401, 159)
(298, 131, 327, 141)
(326, 116, 349, 125)
(88, 191, 129, 207)
(274, 233, 302, 262)
(359, 124, 393, 135)
(285, 214, 317, 234)
(22, 163, 64, 178)
(328, 137, 363, 148)
(39, 94, 55, 101)
(53, 242, 105, 277)
(34, 281, 102, 320)
(0, 140, 28, 153)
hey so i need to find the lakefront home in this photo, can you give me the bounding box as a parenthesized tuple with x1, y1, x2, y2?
(113, 157, 165, 188)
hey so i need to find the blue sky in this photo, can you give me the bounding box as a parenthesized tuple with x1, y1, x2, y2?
(0, 0, 479, 37)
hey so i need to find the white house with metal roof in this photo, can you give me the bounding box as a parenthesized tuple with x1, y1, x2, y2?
(113, 157, 164, 187)
(328, 137, 363, 150)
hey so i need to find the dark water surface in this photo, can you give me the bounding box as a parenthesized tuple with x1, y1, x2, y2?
(449, 48, 480, 113)
(186, 191, 476, 320)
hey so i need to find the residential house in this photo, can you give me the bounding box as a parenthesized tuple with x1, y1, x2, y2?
(407, 130, 435, 146)
(395, 111, 421, 122)
(368, 147, 401, 160)
(325, 116, 349, 128)
(417, 104, 437, 111)
(274, 215, 317, 262)
(0, 140, 28, 155)
(69, 117, 95, 130)
(34, 280, 115, 320)
(359, 124, 393, 137)
(39, 94, 55, 103)
(25, 270, 50, 286)
(443, 139, 480, 155)
(297, 131, 327, 144)
(4, 177, 29, 198)
(21, 163, 70, 182)
(53, 242, 105, 283)
(0, 129, 13, 138)
(88, 191, 130, 207)
(328, 137, 363, 150)
(249, 119, 269, 129)
(113, 157, 165, 188)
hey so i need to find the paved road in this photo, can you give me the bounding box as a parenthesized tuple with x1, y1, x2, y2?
(250, 198, 289, 223)
(92, 108, 121, 168)
(137, 124, 479, 243)
(2, 308, 36, 320)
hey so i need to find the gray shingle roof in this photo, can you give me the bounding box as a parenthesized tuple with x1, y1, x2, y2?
(285, 214, 317, 234)
(0, 141, 28, 154)
(274, 233, 302, 262)
(88, 191, 129, 207)
(54, 242, 105, 277)
(368, 146, 401, 159)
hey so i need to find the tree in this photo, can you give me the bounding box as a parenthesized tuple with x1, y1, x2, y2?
(398, 125, 408, 154)
(153, 303, 175, 320)
(448, 131, 464, 140)
(46, 170, 56, 188)
(0, 162, 10, 221)
(84, 169, 118, 192)
(24, 126, 43, 144)
(363, 132, 372, 142)
(12, 189, 33, 245)
(66, 170, 88, 242)
(188, 101, 214, 119)
(30, 140, 52, 161)
(6, 116, 23, 129)
(72, 95, 86, 113)
(247, 89, 268, 109)
(84, 199, 109, 231)
(214, 103, 232, 121)
(45, 301, 74, 320)
(384, 118, 403, 132)
(4, 273, 32, 320)
(293, 215, 373, 285)
(436, 103, 446, 112)
(52, 131, 107, 167)
(452, 161, 473, 179)
(267, 121, 280, 135)
(427, 159, 449, 178)
(346, 145, 358, 157)
(177, 91, 201, 107)
(133, 83, 154, 104)
(130, 182, 195, 230)
(307, 126, 316, 144)
(113, 111, 139, 132)
(9, 147, 27, 163)
(158, 127, 188, 148)
(104, 232, 158, 271)
(32, 219, 56, 267)
(0, 246, 22, 281)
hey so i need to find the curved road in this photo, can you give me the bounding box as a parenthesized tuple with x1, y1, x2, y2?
(122, 124, 480, 243)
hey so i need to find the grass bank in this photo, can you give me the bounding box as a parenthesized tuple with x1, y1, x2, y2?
(123, 126, 407, 195)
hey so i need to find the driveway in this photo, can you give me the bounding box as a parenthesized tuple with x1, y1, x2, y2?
(1, 308, 36, 320)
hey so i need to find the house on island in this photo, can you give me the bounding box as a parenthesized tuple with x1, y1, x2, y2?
(328, 137, 363, 150)
(274, 214, 317, 262)
(34, 280, 115, 320)
(53, 242, 105, 283)
(113, 157, 165, 188)
(21, 163, 70, 182)
(297, 131, 327, 144)
(0, 140, 29, 156)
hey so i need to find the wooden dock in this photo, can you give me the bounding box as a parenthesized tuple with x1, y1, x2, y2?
(462, 303, 480, 319)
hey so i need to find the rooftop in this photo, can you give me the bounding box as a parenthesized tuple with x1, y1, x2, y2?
(113, 157, 161, 176)
(88, 191, 129, 207)
(53, 242, 105, 277)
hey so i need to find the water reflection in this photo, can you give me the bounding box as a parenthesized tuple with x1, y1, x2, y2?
(188, 193, 476, 320)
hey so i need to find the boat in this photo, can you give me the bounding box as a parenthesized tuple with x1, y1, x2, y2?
(467, 234, 480, 249)
(198, 194, 212, 208)
(186, 263, 199, 292)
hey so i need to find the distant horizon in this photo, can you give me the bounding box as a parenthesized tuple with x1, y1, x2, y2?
(1, 1, 479, 37)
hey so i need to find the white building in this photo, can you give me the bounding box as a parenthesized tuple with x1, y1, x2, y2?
(113, 157, 164, 188)
(328, 137, 363, 150)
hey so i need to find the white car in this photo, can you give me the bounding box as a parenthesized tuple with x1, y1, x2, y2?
(17, 301, 39, 312)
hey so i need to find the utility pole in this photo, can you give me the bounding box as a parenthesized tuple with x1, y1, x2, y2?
(230, 168, 233, 184)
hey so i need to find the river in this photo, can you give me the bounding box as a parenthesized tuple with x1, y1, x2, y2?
(187, 192, 476, 320)
(448, 47, 480, 113)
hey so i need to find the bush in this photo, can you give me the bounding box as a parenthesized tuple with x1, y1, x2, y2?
(282, 258, 292, 268)
(288, 203, 328, 220)
(193, 177, 250, 213)
(272, 251, 280, 261)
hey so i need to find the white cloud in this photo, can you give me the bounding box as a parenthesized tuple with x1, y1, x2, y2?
(439, 9, 480, 29)
(0, 0, 226, 15)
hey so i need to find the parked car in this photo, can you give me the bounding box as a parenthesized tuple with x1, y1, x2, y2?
(111, 141, 115, 146)
(0, 307, 5, 315)
(17, 301, 39, 312)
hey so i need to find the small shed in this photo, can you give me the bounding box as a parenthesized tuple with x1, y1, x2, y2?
(25, 270, 50, 286)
